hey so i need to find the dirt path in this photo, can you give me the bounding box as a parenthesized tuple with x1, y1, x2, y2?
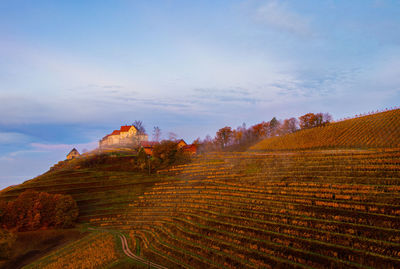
(118, 234, 167, 269)
(88, 228, 167, 268)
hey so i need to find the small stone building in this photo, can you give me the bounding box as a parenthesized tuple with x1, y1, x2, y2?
(176, 139, 187, 149)
(67, 148, 80, 160)
(140, 141, 158, 155)
(99, 125, 148, 148)
(182, 144, 197, 155)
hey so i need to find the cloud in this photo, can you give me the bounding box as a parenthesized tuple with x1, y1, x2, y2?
(0, 132, 32, 144)
(0, 156, 14, 161)
(31, 141, 98, 152)
(273, 67, 362, 98)
(255, 1, 312, 37)
(9, 150, 47, 157)
(0, 33, 302, 126)
(66, 84, 136, 97)
(0, 139, 99, 190)
(192, 88, 258, 104)
(370, 49, 400, 88)
(336, 47, 400, 108)
(0, 39, 128, 87)
(30, 143, 73, 151)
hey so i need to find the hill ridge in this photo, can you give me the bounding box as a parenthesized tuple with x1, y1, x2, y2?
(251, 108, 400, 151)
(1, 109, 400, 268)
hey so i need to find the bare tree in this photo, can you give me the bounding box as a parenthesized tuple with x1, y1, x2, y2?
(281, 118, 298, 135)
(133, 120, 146, 134)
(152, 126, 162, 142)
(199, 134, 215, 153)
(269, 117, 280, 136)
(323, 113, 333, 124)
(168, 132, 178, 141)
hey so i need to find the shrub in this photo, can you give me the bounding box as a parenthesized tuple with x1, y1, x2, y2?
(152, 140, 192, 168)
(0, 228, 15, 259)
(0, 190, 79, 231)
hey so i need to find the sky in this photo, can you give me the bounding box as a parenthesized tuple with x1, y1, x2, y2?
(1, 0, 400, 189)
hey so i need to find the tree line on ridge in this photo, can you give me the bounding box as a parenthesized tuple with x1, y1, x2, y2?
(196, 112, 332, 151)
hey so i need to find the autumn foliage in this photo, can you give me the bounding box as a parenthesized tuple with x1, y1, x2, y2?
(114, 150, 400, 268)
(0, 228, 15, 259)
(198, 113, 329, 151)
(252, 108, 400, 151)
(0, 190, 78, 231)
(299, 112, 332, 129)
(1, 109, 399, 268)
(152, 140, 192, 168)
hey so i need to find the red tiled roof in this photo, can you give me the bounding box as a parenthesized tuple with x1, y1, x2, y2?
(100, 134, 109, 141)
(140, 141, 158, 147)
(111, 130, 121, 135)
(182, 144, 197, 151)
(67, 148, 80, 155)
(120, 125, 133, 132)
(100, 125, 139, 141)
(143, 148, 153, 155)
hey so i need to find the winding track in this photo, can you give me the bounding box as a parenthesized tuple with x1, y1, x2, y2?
(119, 233, 168, 269)
(88, 227, 167, 268)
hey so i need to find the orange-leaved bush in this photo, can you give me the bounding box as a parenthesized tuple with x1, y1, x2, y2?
(0, 190, 78, 231)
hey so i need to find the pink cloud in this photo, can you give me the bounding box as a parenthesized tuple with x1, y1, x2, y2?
(31, 141, 98, 152)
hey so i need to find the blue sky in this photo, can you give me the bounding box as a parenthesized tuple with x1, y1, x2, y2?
(1, 0, 400, 189)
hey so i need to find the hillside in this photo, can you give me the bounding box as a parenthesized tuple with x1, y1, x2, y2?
(1, 149, 399, 268)
(0, 153, 167, 223)
(89, 150, 400, 268)
(0, 153, 167, 268)
(1, 113, 400, 268)
(251, 108, 400, 151)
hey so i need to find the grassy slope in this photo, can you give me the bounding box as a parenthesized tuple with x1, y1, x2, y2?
(0, 229, 86, 269)
(10, 150, 397, 268)
(0, 153, 170, 268)
(1, 111, 400, 268)
(98, 150, 400, 268)
(251, 108, 400, 151)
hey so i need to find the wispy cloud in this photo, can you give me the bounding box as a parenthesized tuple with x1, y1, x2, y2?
(0, 131, 32, 144)
(31, 141, 98, 152)
(255, 1, 313, 37)
(9, 150, 47, 157)
(338, 47, 400, 107)
(192, 88, 258, 104)
(0, 156, 14, 161)
(273, 67, 362, 98)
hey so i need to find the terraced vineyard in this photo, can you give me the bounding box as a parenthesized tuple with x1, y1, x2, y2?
(1, 111, 400, 268)
(85, 150, 400, 268)
(251, 108, 400, 151)
(0, 168, 163, 225)
(25, 231, 120, 269)
(0, 158, 168, 268)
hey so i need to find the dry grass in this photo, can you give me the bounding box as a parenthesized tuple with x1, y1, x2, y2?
(27, 232, 119, 269)
(0, 229, 86, 269)
(251, 108, 400, 151)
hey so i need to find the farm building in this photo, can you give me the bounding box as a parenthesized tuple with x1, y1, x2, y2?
(99, 125, 148, 148)
(140, 139, 197, 156)
(66, 148, 80, 160)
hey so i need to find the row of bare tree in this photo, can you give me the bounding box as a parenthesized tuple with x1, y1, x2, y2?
(196, 112, 332, 151)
